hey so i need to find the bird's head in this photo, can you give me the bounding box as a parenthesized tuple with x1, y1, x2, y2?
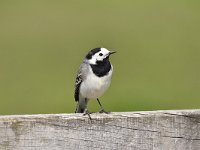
(85, 48, 116, 65)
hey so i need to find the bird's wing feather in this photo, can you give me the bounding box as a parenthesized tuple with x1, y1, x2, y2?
(74, 62, 88, 101)
(74, 72, 82, 101)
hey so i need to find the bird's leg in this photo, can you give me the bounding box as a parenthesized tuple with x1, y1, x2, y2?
(97, 98, 109, 114)
(83, 98, 92, 120)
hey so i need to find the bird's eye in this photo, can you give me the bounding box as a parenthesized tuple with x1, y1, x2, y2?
(99, 53, 103, 56)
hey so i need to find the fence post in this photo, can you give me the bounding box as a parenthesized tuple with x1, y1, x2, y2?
(0, 110, 200, 150)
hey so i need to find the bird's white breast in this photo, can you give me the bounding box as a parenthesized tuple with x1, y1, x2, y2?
(80, 66, 113, 99)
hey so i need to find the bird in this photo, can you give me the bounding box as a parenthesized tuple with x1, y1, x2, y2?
(74, 47, 116, 118)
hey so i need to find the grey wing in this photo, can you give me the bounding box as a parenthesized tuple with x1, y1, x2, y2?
(74, 62, 89, 101)
(74, 72, 82, 101)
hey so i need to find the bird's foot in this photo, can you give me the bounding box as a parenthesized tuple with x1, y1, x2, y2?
(99, 109, 110, 114)
(83, 110, 92, 120)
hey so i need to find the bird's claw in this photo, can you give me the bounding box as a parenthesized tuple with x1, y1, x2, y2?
(99, 109, 110, 114)
(83, 110, 92, 120)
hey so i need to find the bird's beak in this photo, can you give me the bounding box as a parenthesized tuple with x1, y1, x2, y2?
(109, 51, 116, 55)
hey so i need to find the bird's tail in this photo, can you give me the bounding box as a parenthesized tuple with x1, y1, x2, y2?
(75, 98, 88, 113)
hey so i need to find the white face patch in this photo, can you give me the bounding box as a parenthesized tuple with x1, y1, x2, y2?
(88, 48, 110, 65)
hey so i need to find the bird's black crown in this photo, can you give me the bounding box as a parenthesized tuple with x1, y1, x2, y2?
(86, 48, 101, 59)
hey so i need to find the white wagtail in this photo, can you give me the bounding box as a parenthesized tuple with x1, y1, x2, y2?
(74, 48, 116, 117)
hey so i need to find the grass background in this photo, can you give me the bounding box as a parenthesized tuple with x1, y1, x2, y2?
(0, 0, 200, 115)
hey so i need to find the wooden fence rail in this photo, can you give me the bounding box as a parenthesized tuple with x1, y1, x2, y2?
(0, 110, 200, 150)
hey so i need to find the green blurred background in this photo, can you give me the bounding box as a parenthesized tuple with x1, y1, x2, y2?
(0, 1, 200, 115)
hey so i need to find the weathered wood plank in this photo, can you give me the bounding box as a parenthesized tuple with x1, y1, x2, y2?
(0, 110, 200, 150)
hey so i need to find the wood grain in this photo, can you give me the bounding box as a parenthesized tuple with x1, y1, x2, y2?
(0, 110, 200, 150)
